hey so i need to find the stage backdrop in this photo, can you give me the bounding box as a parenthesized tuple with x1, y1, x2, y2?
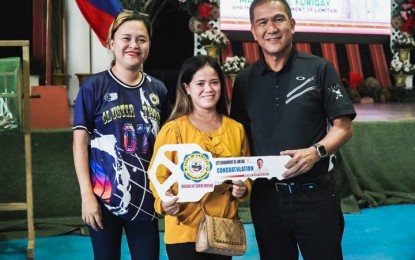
(336, 120, 415, 212)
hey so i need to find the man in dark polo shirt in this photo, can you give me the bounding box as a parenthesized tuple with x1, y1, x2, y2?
(230, 0, 356, 259)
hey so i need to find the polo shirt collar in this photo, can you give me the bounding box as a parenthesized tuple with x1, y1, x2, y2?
(258, 46, 297, 75)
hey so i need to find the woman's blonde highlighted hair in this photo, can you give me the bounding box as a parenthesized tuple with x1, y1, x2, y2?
(105, 10, 152, 49)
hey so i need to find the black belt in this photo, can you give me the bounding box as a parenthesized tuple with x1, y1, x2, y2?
(274, 176, 332, 194)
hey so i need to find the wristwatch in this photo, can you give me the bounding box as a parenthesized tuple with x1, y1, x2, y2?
(313, 143, 328, 158)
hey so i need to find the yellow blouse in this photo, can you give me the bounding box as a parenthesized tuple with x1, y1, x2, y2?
(148, 115, 251, 244)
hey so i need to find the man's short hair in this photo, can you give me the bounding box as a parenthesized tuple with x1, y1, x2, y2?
(249, 0, 292, 24)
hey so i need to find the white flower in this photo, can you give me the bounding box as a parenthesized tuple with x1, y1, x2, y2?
(392, 32, 415, 49)
(390, 56, 415, 74)
(221, 56, 247, 74)
(198, 29, 229, 48)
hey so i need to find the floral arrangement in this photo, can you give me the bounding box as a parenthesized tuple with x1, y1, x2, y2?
(197, 29, 229, 48)
(390, 57, 415, 74)
(392, 0, 415, 34)
(343, 74, 385, 103)
(221, 56, 247, 75)
(177, 0, 220, 22)
(358, 77, 383, 103)
(392, 32, 415, 49)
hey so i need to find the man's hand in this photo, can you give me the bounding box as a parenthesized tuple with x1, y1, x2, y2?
(280, 146, 319, 179)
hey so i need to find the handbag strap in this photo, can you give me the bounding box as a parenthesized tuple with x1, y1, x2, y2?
(200, 201, 239, 220)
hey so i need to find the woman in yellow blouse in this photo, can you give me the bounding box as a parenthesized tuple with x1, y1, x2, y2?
(148, 55, 251, 260)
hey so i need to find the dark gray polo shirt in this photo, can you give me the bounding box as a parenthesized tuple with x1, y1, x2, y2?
(230, 49, 356, 183)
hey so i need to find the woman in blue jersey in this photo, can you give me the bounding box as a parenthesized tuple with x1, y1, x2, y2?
(73, 10, 170, 259)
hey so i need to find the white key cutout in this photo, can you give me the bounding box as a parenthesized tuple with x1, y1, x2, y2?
(148, 144, 290, 202)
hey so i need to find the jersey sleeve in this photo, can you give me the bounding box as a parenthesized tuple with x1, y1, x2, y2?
(72, 79, 96, 134)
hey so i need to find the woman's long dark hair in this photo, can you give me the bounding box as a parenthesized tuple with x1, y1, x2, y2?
(168, 55, 228, 122)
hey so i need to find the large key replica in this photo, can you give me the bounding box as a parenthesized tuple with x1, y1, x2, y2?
(148, 144, 291, 202)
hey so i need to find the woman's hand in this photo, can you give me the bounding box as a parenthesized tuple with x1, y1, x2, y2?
(232, 180, 247, 199)
(81, 192, 103, 231)
(161, 190, 180, 216)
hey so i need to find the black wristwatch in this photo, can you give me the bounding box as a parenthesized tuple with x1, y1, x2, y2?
(313, 143, 328, 158)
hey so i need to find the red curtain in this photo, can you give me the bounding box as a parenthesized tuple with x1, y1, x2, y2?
(221, 43, 234, 63)
(345, 44, 363, 77)
(369, 44, 391, 87)
(320, 43, 340, 74)
(223, 42, 259, 102)
(295, 43, 312, 54)
(221, 43, 234, 102)
(242, 42, 260, 64)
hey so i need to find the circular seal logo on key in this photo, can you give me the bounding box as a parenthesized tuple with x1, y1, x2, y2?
(181, 152, 212, 182)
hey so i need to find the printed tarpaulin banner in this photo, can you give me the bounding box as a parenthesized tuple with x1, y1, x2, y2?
(75, 0, 122, 46)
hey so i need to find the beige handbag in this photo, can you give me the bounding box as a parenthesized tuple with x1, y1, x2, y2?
(195, 204, 247, 256)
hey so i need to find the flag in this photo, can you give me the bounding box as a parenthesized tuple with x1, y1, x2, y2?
(75, 0, 123, 46)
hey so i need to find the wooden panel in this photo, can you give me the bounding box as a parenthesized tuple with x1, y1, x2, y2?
(30, 85, 70, 129)
(0, 202, 27, 211)
(32, 0, 46, 61)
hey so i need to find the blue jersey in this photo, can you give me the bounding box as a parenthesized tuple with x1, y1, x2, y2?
(73, 69, 170, 221)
